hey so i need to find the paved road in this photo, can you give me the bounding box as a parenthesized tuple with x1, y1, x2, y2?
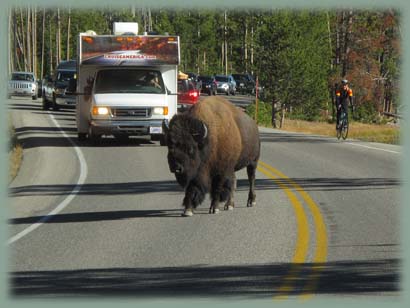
(7, 96, 401, 300)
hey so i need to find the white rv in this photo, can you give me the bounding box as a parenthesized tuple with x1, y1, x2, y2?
(75, 23, 180, 145)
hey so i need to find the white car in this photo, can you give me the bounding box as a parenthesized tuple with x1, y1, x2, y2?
(8, 72, 37, 100)
(215, 74, 236, 96)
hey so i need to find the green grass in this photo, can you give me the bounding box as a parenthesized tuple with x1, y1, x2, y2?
(247, 102, 400, 145)
(277, 119, 400, 144)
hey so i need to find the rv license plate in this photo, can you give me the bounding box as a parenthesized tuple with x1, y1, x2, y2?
(149, 126, 162, 134)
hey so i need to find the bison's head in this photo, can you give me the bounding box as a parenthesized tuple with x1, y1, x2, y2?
(163, 115, 209, 187)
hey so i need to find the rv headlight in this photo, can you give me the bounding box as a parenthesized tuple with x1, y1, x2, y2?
(92, 106, 110, 116)
(153, 107, 168, 115)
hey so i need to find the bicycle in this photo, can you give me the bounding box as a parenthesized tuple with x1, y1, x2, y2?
(336, 109, 349, 140)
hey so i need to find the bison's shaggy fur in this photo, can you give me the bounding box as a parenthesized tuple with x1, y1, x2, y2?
(163, 96, 260, 216)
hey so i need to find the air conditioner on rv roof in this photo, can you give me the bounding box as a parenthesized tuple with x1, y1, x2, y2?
(113, 22, 139, 35)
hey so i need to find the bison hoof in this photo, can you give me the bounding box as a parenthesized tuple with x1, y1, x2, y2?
(224, 202, 234, 211)
(209, 208, 220, 214)
(182, 209, 194, 217)
(247, 201, 256, 207)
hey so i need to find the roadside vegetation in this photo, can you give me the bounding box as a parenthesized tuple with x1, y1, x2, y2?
(8, 122, 23, 183)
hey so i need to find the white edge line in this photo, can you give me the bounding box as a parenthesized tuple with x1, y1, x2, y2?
(7, 112, 88, 245)
(345, 142, 401, 154)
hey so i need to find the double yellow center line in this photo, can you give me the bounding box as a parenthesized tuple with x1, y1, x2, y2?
(257, 160, 328, 300)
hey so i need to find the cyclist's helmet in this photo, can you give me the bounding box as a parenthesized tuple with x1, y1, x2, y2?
(341, 79, 349, 85)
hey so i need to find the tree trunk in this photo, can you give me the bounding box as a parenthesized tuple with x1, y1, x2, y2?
(250, 24, 254, 75)
(20, 9, 26, 71)
(203, 50, 206, 72)
(41, 8, 45, 78)
(27, 6, 32, 72)
(335, 12, 340, 66)
(342, 10, 353, 77)
(326, 11, 333, 70)
(49, 16, 53, 73)
(280, 105, 286, 128)
(57, 8, 61, 65)
(244, 20, 248, 72)
(148, 8, 153, 32)
(224, 10, 228, 75)
(221, 42, 224, 72)
(13, 10, 21, 72)
(32, 6, 37, 77)
(8, 8, 12, 74)
(67, 8, 71, 60)
(14, 11, 24, 72)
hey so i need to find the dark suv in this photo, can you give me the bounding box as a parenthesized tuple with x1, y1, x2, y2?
(42, 60, 77, 110)
(198, 75, 217, 95)
(232, 73, 255, 95)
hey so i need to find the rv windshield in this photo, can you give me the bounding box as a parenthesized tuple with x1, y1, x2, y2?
(95, 69, 165, 94)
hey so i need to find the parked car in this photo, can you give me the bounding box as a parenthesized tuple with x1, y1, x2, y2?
(177, 78, 200, 111)
(42, 60, 77, 110)
(232, 73, 255, 95)
(215, 74, 236, 95)
(8, 72, 38, 100)
(198, 75, 217, 95)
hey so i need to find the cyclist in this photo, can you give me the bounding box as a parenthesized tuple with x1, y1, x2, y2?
(335, 79, 354, 129)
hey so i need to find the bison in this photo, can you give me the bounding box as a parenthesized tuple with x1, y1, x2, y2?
(163, 96, 260, 217)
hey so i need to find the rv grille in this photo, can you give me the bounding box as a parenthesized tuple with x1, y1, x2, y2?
(112, 108, 151, 118)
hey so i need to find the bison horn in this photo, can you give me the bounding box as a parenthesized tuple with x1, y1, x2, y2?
(202, 123, 208, 139)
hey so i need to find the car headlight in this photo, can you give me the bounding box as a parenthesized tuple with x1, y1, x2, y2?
(153, 107, 168, 115)
(92, 106, 110, 116)
(55, 88, 65, 94)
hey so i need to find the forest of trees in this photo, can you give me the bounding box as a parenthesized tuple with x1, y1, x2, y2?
(7, 7, 401, 123)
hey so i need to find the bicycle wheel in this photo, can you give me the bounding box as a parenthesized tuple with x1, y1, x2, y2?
(341, 119, 349, 140)
(336, 126, 342, 140)
(336, 118, 342, 139)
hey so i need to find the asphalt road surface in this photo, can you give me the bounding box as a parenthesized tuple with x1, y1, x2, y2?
(7, 96, 401, 301)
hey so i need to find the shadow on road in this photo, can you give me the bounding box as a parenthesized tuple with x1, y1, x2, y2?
(9, 209, 184, 224)
(9, 102, 76, 114)
(9, 176, 401, 202)
(10, 180, 182, 198)
(15, 126, 77, 134)
(238, 177, 401, 192)
(9, 258, 400, 298)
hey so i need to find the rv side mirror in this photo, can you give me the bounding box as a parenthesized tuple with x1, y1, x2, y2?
(66, 77, 77, 94)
